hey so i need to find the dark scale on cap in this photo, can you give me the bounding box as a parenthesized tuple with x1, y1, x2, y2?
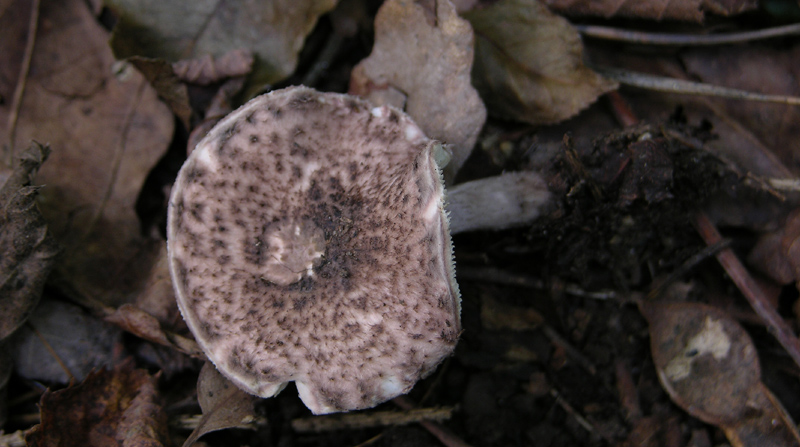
(167, 86, 460, 415)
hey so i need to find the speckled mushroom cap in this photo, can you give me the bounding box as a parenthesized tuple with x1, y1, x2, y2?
(167, 86, 461, 414)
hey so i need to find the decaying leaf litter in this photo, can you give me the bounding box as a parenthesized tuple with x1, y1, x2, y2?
(2, 0, 800, 445)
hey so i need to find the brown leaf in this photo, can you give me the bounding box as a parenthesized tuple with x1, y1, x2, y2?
(464, 0, 617, 126)
(186, 77, 248, 155)
(781, 209, 800, 287)
(0, 0, 174, 310)
(0, 142, 59, 340)
(13, 298, 122, 384)
(542, 0, 757, 21)
(131, 242, 180, 325)
(182, 362, 260, 447)
(171, 49, 254, 85)
(747, 229, 794, 285)
(681, 44, 800, 177)
(26, 360, 170, 447)
(723, 383, 800, 447)
(350, 0, 486, 182)
(126, 57, 193, 130)
(105, 303, 203, 358)
(640, 301, 800, 446)
(107, 0, 337, 97)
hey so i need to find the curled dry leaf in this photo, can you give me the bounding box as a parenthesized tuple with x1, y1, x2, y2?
(26, 360, 170, 447)
(350, 0, 486, 182)
(463, 0, 617, 126)
(640, 301, 800, 447)
(181, 363, 260, 447)
(107, 0, 337, 97)
(541, 0, 757, 22)
(0, 142, 59, 341)
(0, 0, 173, 310)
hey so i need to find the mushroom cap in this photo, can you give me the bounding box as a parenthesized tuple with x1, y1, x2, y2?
(167, 86, 460, 414)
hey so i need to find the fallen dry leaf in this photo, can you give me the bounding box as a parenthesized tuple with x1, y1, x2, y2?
(182, 362, 260, 447)
(542, 0, 757, 21)
(681, 44, 800, 177)
(640, 300, 800, 447)
(126, 56, 193, 130)
(0, 142, 59, 341)
(26, 360, 169, 447)
(130, 243, 180, 326)
(350, 0, 486, 182)
(0, 0, 173, 310)
(130, 49, 254, 131)
(185, 76, 248, 154)
(464, 0, 617, 126)
(171, 49, 254, 86)
(107, 0, 337, 97)
(747, 227, 794, 285)
(105, 303, 203, 358)
(13, 298, 122, 384)
(781, 209, 800, 288)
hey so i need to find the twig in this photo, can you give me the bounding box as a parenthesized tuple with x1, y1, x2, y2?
(541, 324, 597, 375)
(646, 239, 731, 300)
(5, 0, 41, 165)
(456, 266, 617, 300)
(693, 212, 800, 368)
(614, 360, 641, 422)
(172, 413, 265, 431)
(0, 430, 26, 447)
(594, 66, 800, 106)
(291, 407, 454, 433)
(768, 178, 800, 192)
(393, 396, 473, 447)
(577, 23, 800, 46)
(550, 389, 594, 433)
(606, 90, 640, 128)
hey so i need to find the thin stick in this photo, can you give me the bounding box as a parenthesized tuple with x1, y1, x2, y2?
(5, 0, 41, 165)
(646, 239, 731, 301)
(577, 23, 800, 46)
(594, 66, 800, 106)
(541, 325, 597, 375)
(393, 396, 473, 447)
(457, 266, 617, 300)
(550, 389, 594, 433)
(693, 212, 800, 368)
(291, 407, 454, 433)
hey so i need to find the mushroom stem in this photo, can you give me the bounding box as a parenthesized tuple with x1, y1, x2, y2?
(446, 171, 551, 234)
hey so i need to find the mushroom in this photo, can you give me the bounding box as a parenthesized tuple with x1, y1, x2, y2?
(167, 86, 552, 415)
(168, 86, 461, 414)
